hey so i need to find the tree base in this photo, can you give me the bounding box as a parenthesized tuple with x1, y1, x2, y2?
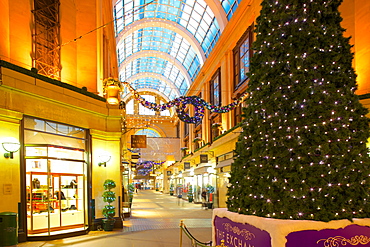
(212, 208, 370, 247)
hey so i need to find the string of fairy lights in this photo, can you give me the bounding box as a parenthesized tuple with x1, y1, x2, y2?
(225, 0, 370, 222)
(117, 80, 248, 124)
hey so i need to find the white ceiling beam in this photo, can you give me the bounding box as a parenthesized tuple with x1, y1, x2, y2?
(119, 50, 192, 87)
(125, 72, 181, 97)
(122, 88, 171, 103)
(204, 0, 228, 31)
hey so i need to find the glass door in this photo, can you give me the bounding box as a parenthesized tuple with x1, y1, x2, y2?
(26, 169, 50, 235)
(25, 146, 87, 236)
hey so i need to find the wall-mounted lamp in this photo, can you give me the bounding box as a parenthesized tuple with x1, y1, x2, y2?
(3, 141, 21, 159)
(98, 155, 111, 167)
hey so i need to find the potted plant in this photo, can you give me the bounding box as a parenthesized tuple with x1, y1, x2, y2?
(103, 78, 122, 91)
(187, 185, 193, 203)
(169, 184, 174, 196)
(211, 122, 222, 129)
(211, 123, 223, 139)
(180, 147, 188, 156)
(102, 179, 116, 231)
(103, 78, 122, 105)
(193, 136, 202, 143)
(128, 183, 135, 202)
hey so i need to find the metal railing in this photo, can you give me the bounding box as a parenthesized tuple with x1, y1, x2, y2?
(179, 220, 226, 247)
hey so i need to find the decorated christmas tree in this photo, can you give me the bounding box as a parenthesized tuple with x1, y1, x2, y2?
(227, 0, 370, 222)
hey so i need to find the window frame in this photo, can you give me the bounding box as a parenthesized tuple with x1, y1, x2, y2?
(184, 109, 189, 138)
(209, 68, 221, 107)
(209, 114, 222, 142)
(233, 25, 254, 91)
(233, 94, 248, 126)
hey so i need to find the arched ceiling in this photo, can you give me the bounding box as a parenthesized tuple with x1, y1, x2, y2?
(125, 72, 181, 98)
(114, 0, 242, 100)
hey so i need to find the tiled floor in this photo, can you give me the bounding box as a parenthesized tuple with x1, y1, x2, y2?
(18, 190, 213, 247)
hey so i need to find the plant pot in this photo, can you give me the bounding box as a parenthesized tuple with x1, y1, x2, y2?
(188, 197, 193, 203)
(207, 202, 213, 209)
(170, 192, 174, 196)
(106, 85, 120, 105)
(102, 218, 116, 231)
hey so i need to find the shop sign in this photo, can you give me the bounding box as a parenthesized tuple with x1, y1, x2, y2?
(131, 135, 147, 148)
(184, 162, 191, 170)
(131, 154, 140, 159)
(200, 154, 208, 163)
(3, 184, 12, 195)
(131, 161, 136, 168)
(214, 216, 271, 247)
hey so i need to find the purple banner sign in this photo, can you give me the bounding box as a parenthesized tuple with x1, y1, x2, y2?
(214, 216, 272, 247)
(286, 224, 370, 247)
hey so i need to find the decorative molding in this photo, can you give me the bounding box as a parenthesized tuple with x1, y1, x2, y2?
(317, 235, 370, 247)
(0, 60, 105, 102)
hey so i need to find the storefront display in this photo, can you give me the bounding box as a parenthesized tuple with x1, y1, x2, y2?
(25, 147, 87, 235)
(24, 117, 88, 236)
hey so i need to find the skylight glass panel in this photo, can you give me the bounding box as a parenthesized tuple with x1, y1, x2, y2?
(120, 57, 187, 91)
(120, 78, 178, 100)
(119, 57, 188, 96)
(117, 27, 201, 81)
(179, 82, 188, 95)
(114, 0, 220, 57)
(219, 0, 241, 21)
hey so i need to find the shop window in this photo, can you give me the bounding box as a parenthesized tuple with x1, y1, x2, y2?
(210, 69, 221, 107)
(233, 25, 253, 90)
(24, 117, 88, 237)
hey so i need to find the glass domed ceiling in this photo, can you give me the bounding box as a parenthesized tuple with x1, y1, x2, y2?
(114, 0, 241, 99)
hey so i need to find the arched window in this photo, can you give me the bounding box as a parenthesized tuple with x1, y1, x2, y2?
(135, 128, 160, 137)
(139, 95, 156, 115)
(126, 99, 134, 114)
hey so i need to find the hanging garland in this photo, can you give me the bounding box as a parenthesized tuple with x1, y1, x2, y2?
(136, 160, 165, 169)
(135, 160, 165, 176)
(117, 80, 248, 124)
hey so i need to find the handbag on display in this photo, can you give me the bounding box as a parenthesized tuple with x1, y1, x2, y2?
(32, 178, 41, 189)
